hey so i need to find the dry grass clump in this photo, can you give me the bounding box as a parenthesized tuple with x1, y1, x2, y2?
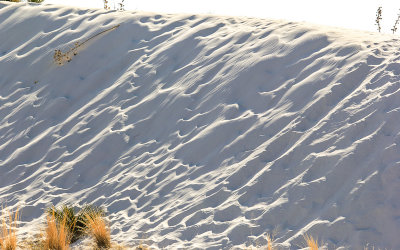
(43, 211, 70, 250)
(304, 234, 319, 250)
(0, 208, 19, 250)
(48, 205, 81, 243)
(21, 204, 107, 249)
(48, 204, 106, 243)
(265, 234, 273, 250)
(47, 206, 78, 243)
(84, 212, 111, 249)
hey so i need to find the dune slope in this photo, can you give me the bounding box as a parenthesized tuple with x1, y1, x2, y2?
(1, 2, 400, 249)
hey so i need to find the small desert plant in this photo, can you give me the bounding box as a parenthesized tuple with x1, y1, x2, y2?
(47, 204, 105, 243)
(53, 42, 78, 66)
(0, 208, 19, 250)
(28, 0, 44, 3)
(47, 206, 79, 243)
(77, 205, 106, 240)
(84, 212, 111, 249)
(304, 234, 319, 250)
(375, 6, 382, 33)
(53, 24, 119, 66)
(375, 6, 400, 34)
(118, 0, 125, 11)
(392, 9, 400, 34)
(103, 0, 110, 10)
(43, 211, 70, 250)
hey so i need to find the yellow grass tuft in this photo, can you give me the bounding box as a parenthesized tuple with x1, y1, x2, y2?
(43, 211, 70, 250)
(85, 213, 111, 249)
(266, 233, 273, 250)
(0, 208, 19, 250)
(304, 234, 319, 250)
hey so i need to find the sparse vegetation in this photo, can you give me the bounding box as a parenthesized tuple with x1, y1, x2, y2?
(47, 205, 78, 244)
(3, 204, 137, 249)
(392, 9, 400, 34)
(53, 24, 120, 66)
(375, 6, 382, 33)
(0, 205, 375, 249)
(47, 204, 105, 244)
(266, 234, 273, 250)
(102, 0, 125, 11)
(43, 211, 70, 250)
(103, 0, 110, 10)
(375, 6, 400, 34)
(84, 212, 111, 249)
(304, 234, 319, 250)
(118, 0, 125, 11)
(0, 208, 19, 250)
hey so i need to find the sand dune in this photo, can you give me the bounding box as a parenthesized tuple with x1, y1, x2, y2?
(1, 2, 400, 249)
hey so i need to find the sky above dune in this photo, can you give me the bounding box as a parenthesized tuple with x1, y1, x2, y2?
(42, 0, 400, 33)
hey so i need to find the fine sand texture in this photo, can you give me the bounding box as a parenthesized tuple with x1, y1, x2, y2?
(1, 2, 400, 249)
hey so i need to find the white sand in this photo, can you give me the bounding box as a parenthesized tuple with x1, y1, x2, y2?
(0, 2, 399, 249)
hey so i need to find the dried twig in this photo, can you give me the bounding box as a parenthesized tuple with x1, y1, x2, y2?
(53, 24, 120, 65)
(376, 6, 382, 33)
(118, 0, 125, 11)
(392, 9, 400, 34)
(103, 0, 110, 10)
